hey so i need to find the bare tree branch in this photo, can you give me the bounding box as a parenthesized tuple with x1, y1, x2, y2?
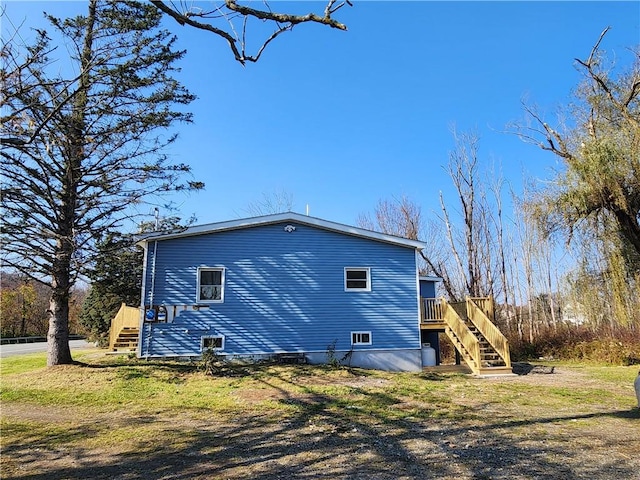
(150, 0, 349, 65)
(580, 26, 610, 68)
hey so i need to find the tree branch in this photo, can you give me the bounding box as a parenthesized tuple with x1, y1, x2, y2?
(150, 0, 349, 64)
(150, 0, 244, 62)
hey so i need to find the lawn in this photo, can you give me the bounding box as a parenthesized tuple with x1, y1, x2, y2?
(1, 351, 638, 479)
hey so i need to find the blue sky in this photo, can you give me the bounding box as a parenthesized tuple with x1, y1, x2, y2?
(4, 1, 640, 229)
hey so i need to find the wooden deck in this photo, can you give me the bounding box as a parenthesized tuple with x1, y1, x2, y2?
(420, 320, 447, 330)
(420, 296, 513, 376)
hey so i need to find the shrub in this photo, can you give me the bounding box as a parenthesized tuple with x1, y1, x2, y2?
(508, 325, 640, 364)
(199, 348, 224, 375)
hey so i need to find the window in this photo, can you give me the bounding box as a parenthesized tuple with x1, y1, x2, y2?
(197, 267, 225, 303)
(351, 331, 372, 345)
(201, 335, 224, 351)
(344, 267, 371, 291)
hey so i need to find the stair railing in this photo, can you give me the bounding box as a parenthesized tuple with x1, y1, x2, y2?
(465, 297, 511, 368)
(441, 299, 481, 373)
(108, 303, 141, 351)
(468, 296, 494, 321)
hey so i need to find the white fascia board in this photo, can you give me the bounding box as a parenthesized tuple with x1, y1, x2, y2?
(136, 212, 427, 250)
(419, 275, 443, 282)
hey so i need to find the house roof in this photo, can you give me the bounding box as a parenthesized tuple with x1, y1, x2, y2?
(137, 212, 427, 250)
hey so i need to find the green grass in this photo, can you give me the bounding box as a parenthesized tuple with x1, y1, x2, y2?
(582, 364, 640, 383)
(3, 353, 639, 480)
(1, 419, 93, 446)
(2, 352, 638, 457)
(0, 352, 47, 375)
(1, 357, 254, 414)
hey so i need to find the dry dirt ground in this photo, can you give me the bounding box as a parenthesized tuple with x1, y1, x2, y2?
(2, 365, 639, 480)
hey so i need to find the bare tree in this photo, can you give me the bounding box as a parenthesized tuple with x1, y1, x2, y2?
(1, 0, 351, 150)
(488, 174, 513, 330)
(357, 196, 458, 299)
(243, 189, 295, 216)
(514, 28, 640, 335)
(439, 130, 496, 299)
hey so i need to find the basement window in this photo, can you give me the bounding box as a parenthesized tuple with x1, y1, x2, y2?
(351, 331, 372, 345)
(344, 267, 371, 291)
(201, 335, 224, 351)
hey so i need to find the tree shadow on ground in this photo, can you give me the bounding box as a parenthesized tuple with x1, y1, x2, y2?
(4, 365, 639, 480)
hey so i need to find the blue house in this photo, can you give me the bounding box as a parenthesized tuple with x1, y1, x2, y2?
(136, 213, 429, 371)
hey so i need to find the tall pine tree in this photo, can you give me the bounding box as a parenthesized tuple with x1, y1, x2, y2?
(1, 1, 201, 365)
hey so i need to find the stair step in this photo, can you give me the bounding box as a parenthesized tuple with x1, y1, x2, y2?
(483, 360, 506, 365)
(443, 300, 511, 376)
(476, 366, 514, 376)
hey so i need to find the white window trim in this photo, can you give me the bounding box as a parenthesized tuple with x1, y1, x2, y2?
(351, 331, 372, 346)
(201, 335, 225, 351)
(196, 267, 226, 303)
(344, 267, 371, 292)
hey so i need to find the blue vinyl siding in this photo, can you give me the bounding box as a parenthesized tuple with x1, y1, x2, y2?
(141, 222, 420, 357)
(419, 279, 437, 298)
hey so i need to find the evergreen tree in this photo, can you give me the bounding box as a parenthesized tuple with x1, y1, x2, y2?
(79, 216, 186, 345)
(79, 233, 143, 346)
(1, 1, 202, 365)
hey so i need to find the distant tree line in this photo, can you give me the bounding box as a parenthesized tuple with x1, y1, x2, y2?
(0, 272, 85, 338)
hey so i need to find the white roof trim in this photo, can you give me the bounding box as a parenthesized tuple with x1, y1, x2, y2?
(420, 275, 443, 282)
(137, 212, 427, 250)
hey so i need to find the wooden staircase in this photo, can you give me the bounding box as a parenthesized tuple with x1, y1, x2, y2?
(421, 297, 513, 376)
(111, 327, 139, 352)
(108, 304, 141, 352)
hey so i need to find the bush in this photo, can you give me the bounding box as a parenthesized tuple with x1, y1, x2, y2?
(508, 325, 640, 364)
(199, 348, 224, 375)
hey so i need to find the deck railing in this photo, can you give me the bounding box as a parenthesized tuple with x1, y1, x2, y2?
(420, 298, 471, 323)
(108, 303, 140, 350)
(421, 297, 445, 321)
(466, 298, 511, 368)
(420, 297, 494, 323)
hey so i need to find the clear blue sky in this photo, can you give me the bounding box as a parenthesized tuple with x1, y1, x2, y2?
(4, 1, 640, 228)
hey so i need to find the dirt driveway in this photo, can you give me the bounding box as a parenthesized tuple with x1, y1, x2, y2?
(2, 363, 639, 480)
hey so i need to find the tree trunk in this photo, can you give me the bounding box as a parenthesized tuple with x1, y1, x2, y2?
(47, 290, 73, 366)
(613, 208, 640, 262)
(47, 251, 73, 365)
